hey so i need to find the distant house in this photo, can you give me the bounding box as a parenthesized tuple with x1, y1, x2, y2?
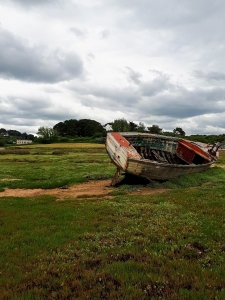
(16, 140, 33, 145)
(104, 124, 113, 131)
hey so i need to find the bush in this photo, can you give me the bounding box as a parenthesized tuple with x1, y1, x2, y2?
(94, 137, 106, 144)
(0, 149, 30, 155)
(59, 137, 70, 143)
(52, 150, 67, 155)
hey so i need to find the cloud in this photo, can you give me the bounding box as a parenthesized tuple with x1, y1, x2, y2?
(193, 70, 225, 81)
(0, 95, 53, 119)
(138, 83, 225, 119)
(69, 27, 87, 39)
(68, 70, 225, 123)
(0, 94, 82, 132)
(76, 85, 139, 111)
(0, 0, 224, 135)
(109, 0, 224, 30)
(126, 67, 142, 84)
(87, 53, 95, 61)
(0, 0, 62, 7)
(0, 27, 84, 83)
(101, 29, 110, 39)
(140, 71, 171, 96)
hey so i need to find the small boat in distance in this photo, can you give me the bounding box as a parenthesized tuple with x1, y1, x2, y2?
(105, 132, 221, 185)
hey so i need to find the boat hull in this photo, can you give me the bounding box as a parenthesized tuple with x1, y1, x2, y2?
(106, 132, 217, 182)
(127, 158, 213, 180)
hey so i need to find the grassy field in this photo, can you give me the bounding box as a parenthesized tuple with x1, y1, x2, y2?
(0, 145, 225, 299)
(0, 144, 113, 190)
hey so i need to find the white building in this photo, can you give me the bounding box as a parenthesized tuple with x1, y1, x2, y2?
(104, 124, 113, 131)
(16, 140, 33, 145)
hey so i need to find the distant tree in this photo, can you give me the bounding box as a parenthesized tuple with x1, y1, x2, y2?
(7, 130, 21, 137)
(54, 119, 105, 138)
(129, 122, 138, 131)
(173, 127, 185, 137)
(27, 134, 35, 141)
(64, 119, 79, 136)
(0, 128, 7, 135)
(54, 122, 67, 136)
(104, 122, 113, 127)
(112, 118, 130, 132)
(37, 126, 58, 143)
(136, 122, 146, 132)
(163, 131, 174, 137)
(187, 134, 224, 144)
(21, 132, 28, 140)
(76, 119, 105, 137)
(147, 125, 162, 134)
(54, 120, 79, 137)
(186, 135, 207, 143)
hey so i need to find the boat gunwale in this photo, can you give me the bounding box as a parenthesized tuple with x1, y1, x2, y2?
(128, 157, 214, 169)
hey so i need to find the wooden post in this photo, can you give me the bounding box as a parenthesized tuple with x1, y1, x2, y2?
(110, 168, 121, 186)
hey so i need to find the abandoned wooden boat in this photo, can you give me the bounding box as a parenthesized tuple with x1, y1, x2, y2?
(105, 132, 220, 185)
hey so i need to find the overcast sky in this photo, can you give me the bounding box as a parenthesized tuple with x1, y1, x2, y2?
(0, 0, 225, 135)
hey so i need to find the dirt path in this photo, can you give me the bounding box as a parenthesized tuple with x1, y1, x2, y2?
(0, 180, 168, 200)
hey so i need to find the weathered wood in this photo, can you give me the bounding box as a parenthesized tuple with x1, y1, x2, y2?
(110, 168, 121, 186)
(105, 132, 220, 181)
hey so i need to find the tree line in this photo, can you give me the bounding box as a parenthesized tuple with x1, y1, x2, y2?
(1, 118, 225, 145)
(0, 128, 35, 140)
(36, 118, 225, 145)
(36, 118, 186, 143)
(0, 128, 35, 146)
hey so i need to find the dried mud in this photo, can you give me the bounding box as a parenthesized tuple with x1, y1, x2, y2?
(0, 179, 168, 200)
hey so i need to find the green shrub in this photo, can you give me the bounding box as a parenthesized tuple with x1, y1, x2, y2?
(52, 150, 67, 155)
(0, 149, 30, 155)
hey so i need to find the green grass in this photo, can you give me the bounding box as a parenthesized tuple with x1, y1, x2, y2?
(0, 146, 225, 299)
(0, 143, 114, 189)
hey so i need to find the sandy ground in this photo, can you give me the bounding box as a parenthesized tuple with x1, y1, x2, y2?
(0, 179, 168, 200)
(0, 162, 222, 200)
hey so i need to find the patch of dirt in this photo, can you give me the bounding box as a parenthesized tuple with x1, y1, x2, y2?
(0, 180, 168, 200)
(0, 178, 21, 182)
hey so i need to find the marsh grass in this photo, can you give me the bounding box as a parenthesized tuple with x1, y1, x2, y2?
(0, 149, 30, 155)
(0, 146, 225, 299)
(0, 144, 114, 190)
(151, 166, 225, 189)
(1, 186, 225, 299)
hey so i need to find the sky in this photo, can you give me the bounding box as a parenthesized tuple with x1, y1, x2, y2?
(0, 0, 225, 136)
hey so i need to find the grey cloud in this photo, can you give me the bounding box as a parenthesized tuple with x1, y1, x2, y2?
(110, 0, 224, 29)
(192, 114, 225, 131)
(0, 96, 52, 119)
(140, 73, 171, 97)
(107, 0, 225, 62)
(82, 86, 138, 110)
(0, 0, 62, 7)
(70, 73, 225, 121)
(0, 28, 83, 83)
(101, 30, 110, 39)
(70, 27, 87, 39)
(139, 86, 225, 119)
(87, 53, 95, 61)
(193, 70, 225, 81)
(0, 95, 80, 127)
(126, 67, 142, 84)
(69, 81, 140, 112)
(0, 1, 224, 135)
